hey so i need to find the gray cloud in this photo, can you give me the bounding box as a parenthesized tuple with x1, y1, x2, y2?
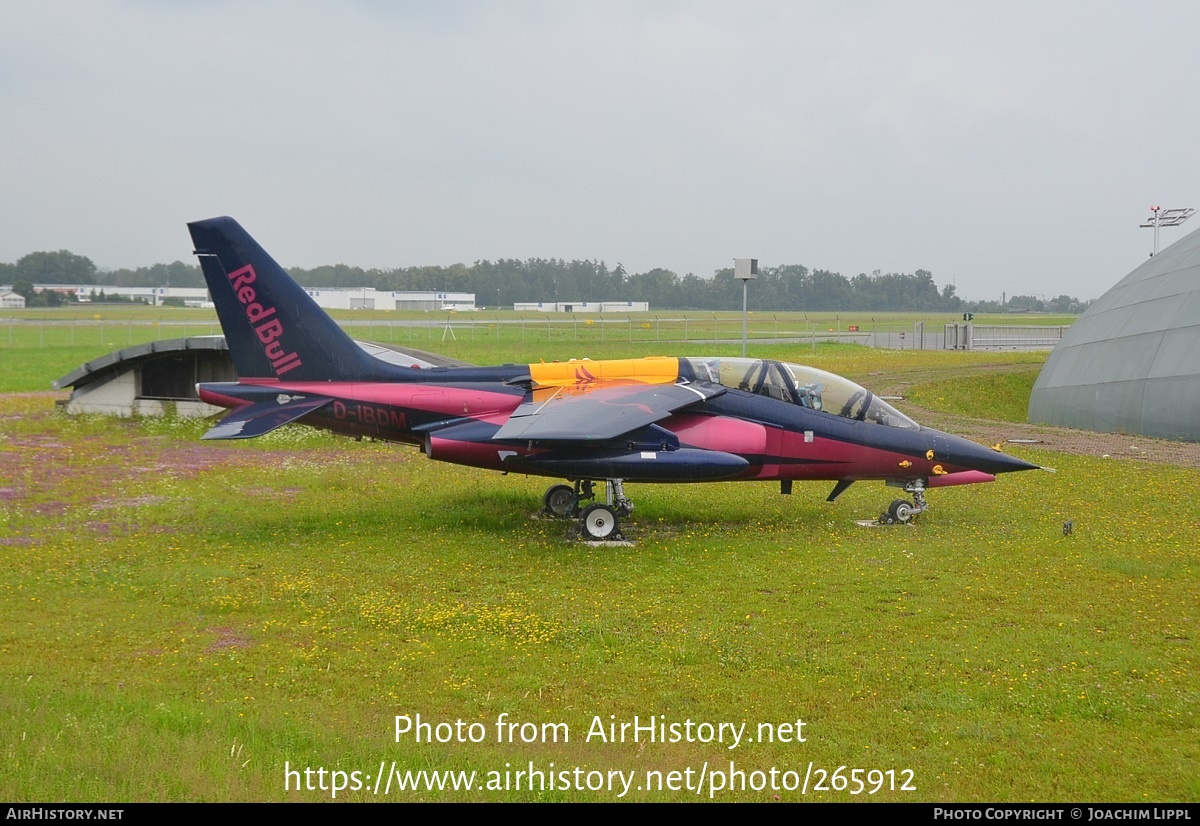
(2, 1, 1196, 300)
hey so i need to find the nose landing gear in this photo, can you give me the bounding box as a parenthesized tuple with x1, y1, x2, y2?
(878, 480, 929, 525)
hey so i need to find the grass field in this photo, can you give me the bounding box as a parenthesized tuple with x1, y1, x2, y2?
(2, 305, 1055, 393)
(0, 330, 1195, 802)
(1, 305, 1079, 327)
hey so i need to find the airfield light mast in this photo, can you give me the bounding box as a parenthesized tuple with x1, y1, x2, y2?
(734, 258, 758, 357)
(1140, 206, 1195, 256)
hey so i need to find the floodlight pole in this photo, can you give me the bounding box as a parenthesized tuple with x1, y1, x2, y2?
(742, 282, 748, 355)
(734, 258, 758, 357)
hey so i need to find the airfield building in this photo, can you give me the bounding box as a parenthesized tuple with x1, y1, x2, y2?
(1028, 225, 1200, 441)
(18, 284, 477, 312)
(56, 285, 211, 306)
(304, 289, 476, 311)
(514, 300, 650, 313)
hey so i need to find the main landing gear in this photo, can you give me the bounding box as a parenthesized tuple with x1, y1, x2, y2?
(878, 479, 930, 525)
(542, 484, 581, 518)
(541, 479, 631, 541)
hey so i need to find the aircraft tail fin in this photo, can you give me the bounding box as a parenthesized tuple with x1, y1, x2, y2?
(188, 216, 407, 382)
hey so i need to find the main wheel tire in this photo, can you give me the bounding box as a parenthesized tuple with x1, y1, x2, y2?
(543, 484, 578, 518)
(580, 504, 619, 540)
(888, 499, 916, 524)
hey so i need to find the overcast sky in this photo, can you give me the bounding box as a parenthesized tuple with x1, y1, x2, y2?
(2, 1, 1197, 301)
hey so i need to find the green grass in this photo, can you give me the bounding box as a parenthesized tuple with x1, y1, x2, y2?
(0, 305, 1055, 393)
(3, 305, 1076, 326)
(906, 364, 1045, 422)
(0, 317, 224, 392)
(2, 306, 1072, 353)
(2, 340, 1195, 803)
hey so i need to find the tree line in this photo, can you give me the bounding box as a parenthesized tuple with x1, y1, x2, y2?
(1, 249, 1087, 313)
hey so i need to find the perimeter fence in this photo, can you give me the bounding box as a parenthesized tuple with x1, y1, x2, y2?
(1, 315, 1071, 352)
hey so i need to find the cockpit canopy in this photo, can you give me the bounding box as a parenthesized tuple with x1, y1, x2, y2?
(682, 357, 918, 430)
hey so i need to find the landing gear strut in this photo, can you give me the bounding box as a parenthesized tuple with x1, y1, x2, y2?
(605, 479, 633, 517)
(879, 479, 930, 525)
(542, 479, 631, 541)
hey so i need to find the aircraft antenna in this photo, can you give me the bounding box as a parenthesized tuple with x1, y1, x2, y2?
(1140, 206, 1195, 256)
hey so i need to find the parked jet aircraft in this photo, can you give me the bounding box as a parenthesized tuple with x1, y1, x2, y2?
(189, 217, 1039, 540)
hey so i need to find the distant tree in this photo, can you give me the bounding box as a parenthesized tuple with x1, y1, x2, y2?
(1047, 294, 1085, 313)
(290, 264, 374, 289)
(940, 283, 961, 309)
(24, 286, 66, 307)
(14, 250, 97, 284)
(807, 270, 853, 310)
(627, 268, 680, 307)
(101, 261, 204, 288)
(11, 279, 36, 302)
(3, 241, 1085, 313)
(1006, 294, 1046, 312)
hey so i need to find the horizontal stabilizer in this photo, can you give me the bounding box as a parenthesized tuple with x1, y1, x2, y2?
(202, 395, 332, 440)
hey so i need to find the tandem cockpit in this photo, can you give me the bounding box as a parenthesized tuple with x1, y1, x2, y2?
(680, 357, 919, 430)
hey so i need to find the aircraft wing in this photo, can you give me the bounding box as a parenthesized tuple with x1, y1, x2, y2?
(491, 380, 724, 442)
(202, 394, 333, 440)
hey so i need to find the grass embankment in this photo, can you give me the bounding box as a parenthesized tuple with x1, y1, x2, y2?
(902, 365, 1045, 423)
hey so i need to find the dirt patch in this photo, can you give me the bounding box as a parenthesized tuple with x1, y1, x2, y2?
(32, 501, 71, 516)
(0, 396, 344, 511)
(204, 627, 251, 653)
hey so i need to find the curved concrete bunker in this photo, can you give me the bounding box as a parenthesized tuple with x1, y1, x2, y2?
(1029, 226, 1200, 441)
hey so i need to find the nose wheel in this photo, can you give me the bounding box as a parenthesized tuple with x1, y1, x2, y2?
(878, 480, 929, 525)
(880, 499, 917, 525)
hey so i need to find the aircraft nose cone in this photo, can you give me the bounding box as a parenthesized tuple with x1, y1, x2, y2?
(929, 431, 1040, 475)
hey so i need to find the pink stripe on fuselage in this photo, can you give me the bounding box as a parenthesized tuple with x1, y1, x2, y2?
(242, 379, 521, 423)
(666, 412, 982, 482)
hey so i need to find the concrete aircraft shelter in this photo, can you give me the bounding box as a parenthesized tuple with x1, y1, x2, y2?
(1028, 225, 1200, 441)
(53, 337, 465, 418)
(53, 336, 235, 417)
